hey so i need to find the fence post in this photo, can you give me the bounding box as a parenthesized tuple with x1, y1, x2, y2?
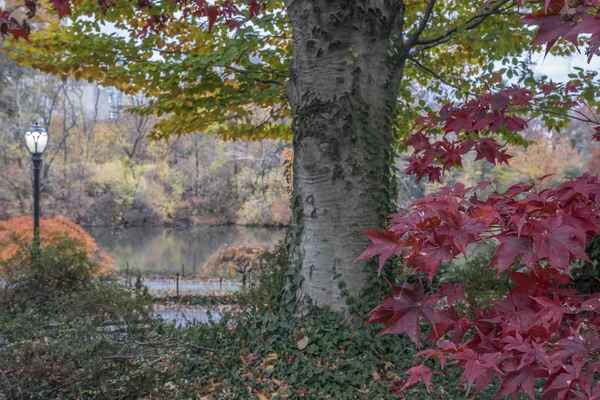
(219, 277, 223, 290)
(193, 254, 197, 276)
(176, 273, 180, 297)
(126, 261, 131, 288)
(182, 263, 185, 278)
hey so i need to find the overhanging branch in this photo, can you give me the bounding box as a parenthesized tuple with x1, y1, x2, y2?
(406, 0, 437, 49)
(409, 0, 516, 56)
(408, 56, 475, 96)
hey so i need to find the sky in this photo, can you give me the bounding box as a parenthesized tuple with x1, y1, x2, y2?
(533, 52, 600, 82)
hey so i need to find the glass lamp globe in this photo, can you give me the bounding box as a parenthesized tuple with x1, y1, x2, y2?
(24, 123, 48, 156)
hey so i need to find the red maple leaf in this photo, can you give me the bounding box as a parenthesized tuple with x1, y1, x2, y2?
(247, 0, 261, 18)
(0, 10, 8, 24)
(532, 295, 569, 328)
(405, 131, 431, 152)
(593, 127, 600, 142)
(7, 26, 29, 41)
(451, 348, 503, 395)
(472, 203, 502, 226)
(510, 268, 571, 294)
(474, 138, 512, 165)
(418, 341, 458, 369)
(553, 331, 600, 362)
(540, 81, 558, 95)
(402, 365, 440, 392)
(439, 283, 469, 306)
(489, 234, 535, 274)
(522, 0, 581, 56)
(565, 80, 580, 93)
(502, 333, 554, 372)
(418, 348, 450, 370)
(366, 280, 438, 346)
(427, 306, 470, 343)
(491, 290, 538, 332)
(355, 227, 403, 273)
(567, 12, 600, 63)
(205, 5, 220, 31)
(531, 216, 590, 273)
(441, 213, 486, 255)
(581, 296, 600, 312)
(543, 362, 584, 400)
(497, 365, 545, 400)
(572, 362, 600, 400)
(0, 11, 29, 40)
(410, 233, 456, 280)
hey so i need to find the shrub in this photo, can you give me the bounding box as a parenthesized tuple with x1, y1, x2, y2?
(0, 237, 155, 398)
(0, 216, 113, 273)
(443, 243, 511, 307)
(203, 244, 269, 286)
(571, 234, 600, 294)
(1, 237, 98, 317)
(236, 240, 290, 311)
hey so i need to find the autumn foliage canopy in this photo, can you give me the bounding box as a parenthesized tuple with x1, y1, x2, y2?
(0, 217, 113, 273)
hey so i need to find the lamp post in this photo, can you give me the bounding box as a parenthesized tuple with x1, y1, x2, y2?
(24, 122, 48, 253)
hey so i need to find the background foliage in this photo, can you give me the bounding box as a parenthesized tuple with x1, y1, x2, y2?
(0, 54, 291, 228)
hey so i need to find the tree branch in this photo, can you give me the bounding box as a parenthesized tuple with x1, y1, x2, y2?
(409, 0, 515, 56)
(389, 0, 407, 55)
(408, 56, 476, 96)
(223, 66, 285, 86)
(406, 0, 437, 49)
(525, 106, 600, 124)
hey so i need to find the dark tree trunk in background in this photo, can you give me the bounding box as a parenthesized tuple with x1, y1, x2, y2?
(286, 0, 406, 316)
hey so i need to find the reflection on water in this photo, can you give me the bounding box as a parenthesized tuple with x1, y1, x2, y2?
(87, 225, 285, 274)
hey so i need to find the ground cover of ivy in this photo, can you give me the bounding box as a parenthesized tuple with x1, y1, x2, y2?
(4, 234, 600, 398)
(145, 306, 489, 399)
(0, 238, 506, 399)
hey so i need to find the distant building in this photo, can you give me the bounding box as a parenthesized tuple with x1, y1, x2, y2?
(73, 82, 134, 122)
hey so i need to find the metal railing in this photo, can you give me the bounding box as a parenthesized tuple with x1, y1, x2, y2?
(120, 262, 243, 296)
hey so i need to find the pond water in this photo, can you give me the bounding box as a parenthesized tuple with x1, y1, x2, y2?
(87, 225, 285, 275)
(155, 306, 223, 327)
(141, 280, 241, 292)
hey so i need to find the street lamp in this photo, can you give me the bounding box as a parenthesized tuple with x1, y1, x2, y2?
(24, 122, 48, 253)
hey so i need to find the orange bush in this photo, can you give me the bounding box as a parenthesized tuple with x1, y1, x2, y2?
(0, 216, 113, 273)
(202, 244, 269, 285)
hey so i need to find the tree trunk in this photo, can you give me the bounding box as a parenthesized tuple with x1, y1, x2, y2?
(286, 0, 405, 316)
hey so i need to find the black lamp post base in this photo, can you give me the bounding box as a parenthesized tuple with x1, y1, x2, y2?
(31, 155, 43, 255)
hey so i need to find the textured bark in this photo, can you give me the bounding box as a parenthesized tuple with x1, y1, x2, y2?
(286, 0, 406, 316)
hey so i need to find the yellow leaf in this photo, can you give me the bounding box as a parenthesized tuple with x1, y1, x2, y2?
(296, 335, 309, 351)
